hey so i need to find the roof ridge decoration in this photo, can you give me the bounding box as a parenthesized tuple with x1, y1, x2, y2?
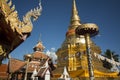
(3, 0, 42, 36)
(70, 0, 81, 28)
(0, 0, 42, 61)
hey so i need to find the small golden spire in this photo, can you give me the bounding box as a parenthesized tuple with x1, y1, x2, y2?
(70, 0, 81, 26)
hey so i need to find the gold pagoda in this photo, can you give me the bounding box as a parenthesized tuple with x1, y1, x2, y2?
(52, 0, 120, 80)
(0, 0, 42, 62)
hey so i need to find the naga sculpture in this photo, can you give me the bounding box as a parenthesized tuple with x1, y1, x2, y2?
(0, 0, 42, 62)
(21, 3, 42, 33)
(5, 0, 42, 36)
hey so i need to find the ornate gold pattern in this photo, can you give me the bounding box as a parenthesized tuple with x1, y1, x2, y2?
(0, 0, 42, 61)
(3, 0, 42, 35)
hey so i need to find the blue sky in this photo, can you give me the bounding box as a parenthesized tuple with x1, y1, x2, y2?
(4, 0, 120, 61)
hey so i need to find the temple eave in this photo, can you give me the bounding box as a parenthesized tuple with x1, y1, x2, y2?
(0, 0, 42, 62)
(0, 18, 27, 61)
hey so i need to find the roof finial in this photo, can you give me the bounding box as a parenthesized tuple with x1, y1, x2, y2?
(73, 0, 77, 14)
(71, 0, 80, 24)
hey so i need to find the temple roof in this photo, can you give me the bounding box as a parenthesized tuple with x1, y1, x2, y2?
(33, 41, 45, 52)
(22, 41, 55, 73)
(8, 58, 26, 73)
(32, 40, 49, 60)
(32, 51, 49, 59)
(0, 64, 8, 79)
(0, 0, 42, 62)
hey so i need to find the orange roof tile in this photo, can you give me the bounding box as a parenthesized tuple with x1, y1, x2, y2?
(0, 64, 8, 79)
(8, 58, 26, 73)
(33, 41, 45, 51)
(32, 51, 49, 59)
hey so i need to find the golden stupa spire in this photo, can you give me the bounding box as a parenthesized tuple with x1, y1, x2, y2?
(66, 0, 81, 37)
(70, 0, 81, 27)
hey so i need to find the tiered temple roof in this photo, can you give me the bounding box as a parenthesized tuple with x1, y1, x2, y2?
(8, 58, 26, 73)
(7, 40, 55, 80)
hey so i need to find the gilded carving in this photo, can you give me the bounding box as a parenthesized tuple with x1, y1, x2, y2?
(0, 0, 42, 61)
(21, 3, 42, 33)
(0, 45, 7, 56)
(1, 0, 42, 36)
(0, 45, 4, 55)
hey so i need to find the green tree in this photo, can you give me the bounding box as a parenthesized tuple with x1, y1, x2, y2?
(102, 49, 119, 69)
